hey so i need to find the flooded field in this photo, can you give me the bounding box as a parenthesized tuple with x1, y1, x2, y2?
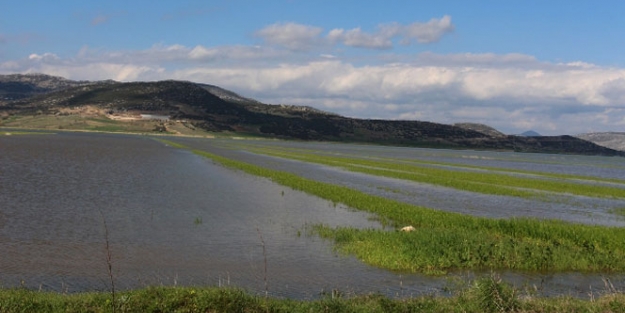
(171, 137, 625, 227)
(1, 132, 625, 299)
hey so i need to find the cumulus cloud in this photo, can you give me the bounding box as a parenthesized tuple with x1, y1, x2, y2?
(257, 16, 454, 51)
(28, 53, 60, 62)
(328, 16, 454, 49)
(327, 27, 395, 49)
(255, 22, 324, 51)
(401, 15, 455, 44)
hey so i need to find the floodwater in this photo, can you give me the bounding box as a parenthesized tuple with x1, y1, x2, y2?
(171, 137, 625, 227)
(1, 132, 625, 299)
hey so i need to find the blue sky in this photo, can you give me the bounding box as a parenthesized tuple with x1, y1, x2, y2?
(2, 0, 625, 135)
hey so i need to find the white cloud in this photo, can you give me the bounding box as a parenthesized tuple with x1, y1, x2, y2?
(327, 16, 454, 49)
(28, 53, 60, 62)
(255, 22, 324, 51)
(401, 15, 455, 44)
(327, 27, 394, 49)
(256, 17, 454, 51)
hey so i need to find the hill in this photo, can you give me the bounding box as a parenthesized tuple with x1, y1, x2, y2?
(454, 123, 506, 138)
(520, 130, 542, 137)
(576, 132, 625, 152)
(0, 73, 104, 102)
(1, 74, 622, 156)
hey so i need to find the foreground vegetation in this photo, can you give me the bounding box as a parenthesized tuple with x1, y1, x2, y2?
(2, 276, 625, 313)
(158, 139, 625, 276)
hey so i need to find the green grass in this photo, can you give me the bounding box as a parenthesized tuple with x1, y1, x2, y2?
(157, 139, 625, 276)
(245, 146, 625, 200)
(0, 130, 54, 136)
(2, 282, 625, 313)
(0, 114, 178, 134)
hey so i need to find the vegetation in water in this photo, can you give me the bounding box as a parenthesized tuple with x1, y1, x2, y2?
(610, 207, 625, 217)
(157, 139, 625, 275)
(245, 146, 625, 200)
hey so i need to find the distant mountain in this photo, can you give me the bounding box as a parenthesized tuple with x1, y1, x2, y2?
(575, 132, 625, 152)
(520, 130, 541, 137)
(1, 73, 623, 156)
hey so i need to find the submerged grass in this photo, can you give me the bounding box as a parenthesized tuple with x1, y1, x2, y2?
(157, 139, 625, 276)
(2, 283, 625, 313)
(246, 147, 625, 200)
(610, 207, 625, 217)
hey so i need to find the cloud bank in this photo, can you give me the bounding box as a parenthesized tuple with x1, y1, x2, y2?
(2, 16, 624, 135)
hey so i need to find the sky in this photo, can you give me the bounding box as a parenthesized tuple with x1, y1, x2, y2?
(1, 0, 625, 135)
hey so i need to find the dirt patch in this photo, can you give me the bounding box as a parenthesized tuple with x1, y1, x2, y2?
(106, 114, 142, 121)
(57, 105, 107, 117)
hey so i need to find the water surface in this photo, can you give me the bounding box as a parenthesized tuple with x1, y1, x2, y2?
(2, 132, 624, 299)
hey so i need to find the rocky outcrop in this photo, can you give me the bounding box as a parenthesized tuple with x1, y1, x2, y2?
(454, 123, 506, 138)
(576, 132, 625, 152)
(0, 73, 95, 102)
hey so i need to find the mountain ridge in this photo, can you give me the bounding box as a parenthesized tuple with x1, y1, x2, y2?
(1, 73, 622, 156)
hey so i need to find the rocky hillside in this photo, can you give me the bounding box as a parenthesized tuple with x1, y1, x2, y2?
(1, 73, 623, 156)
(454, 123, 506, 138)
(0, 73, 104, 102)
(576, 132, 625, 152)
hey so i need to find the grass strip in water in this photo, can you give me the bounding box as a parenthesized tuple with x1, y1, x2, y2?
(247, 147, 625, 199)
(249, 143, 625, 184)
(158, 139, 625, 275)
(2, 281, 625, 313)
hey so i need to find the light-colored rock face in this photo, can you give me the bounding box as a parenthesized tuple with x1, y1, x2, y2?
(453, 122, 506, 138)
(576, 132, 625, 152)
(0, 73, 85, 90)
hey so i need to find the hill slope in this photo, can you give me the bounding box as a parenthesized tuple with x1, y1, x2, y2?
(576, 132, 625, 152)
(1, 74, 622, 156)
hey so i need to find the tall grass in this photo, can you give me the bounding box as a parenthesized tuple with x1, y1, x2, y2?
(2, 283, 625, 313)
(157, 139, 625, 275)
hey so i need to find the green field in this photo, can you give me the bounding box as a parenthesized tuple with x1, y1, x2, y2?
(1, 114, 209, 137)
